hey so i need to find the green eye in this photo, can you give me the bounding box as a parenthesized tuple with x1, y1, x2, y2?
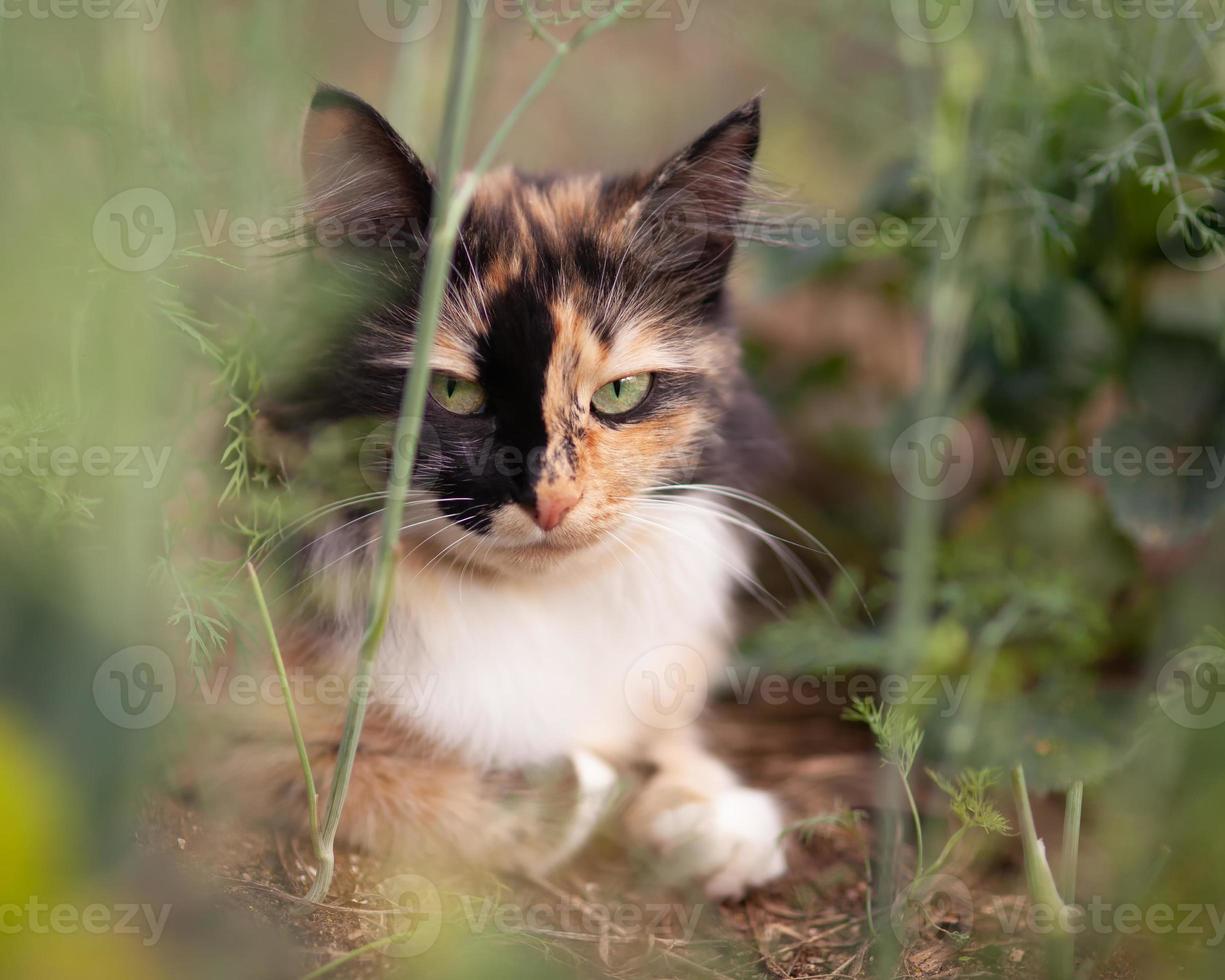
(592, 373, 653, 416)
(429, 374, 486, 415)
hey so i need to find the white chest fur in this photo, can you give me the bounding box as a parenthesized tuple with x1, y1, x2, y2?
(362, 503, 746, 769)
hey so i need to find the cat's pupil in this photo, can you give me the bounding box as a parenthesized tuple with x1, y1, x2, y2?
(613, 379, 623, 398)
(446, 377, 457, 398)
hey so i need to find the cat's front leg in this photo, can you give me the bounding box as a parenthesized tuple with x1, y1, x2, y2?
(625, 730, 787, 899)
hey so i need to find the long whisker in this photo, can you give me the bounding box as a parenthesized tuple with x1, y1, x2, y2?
(457, 529, 493, 603)
(636, 496, 833, 620)
(394, 504, 486, 574)
(622, 512, 785, 617)
(223, 490, 394, 591)
(644, 483, 873, 624)
(601, 528, 632, 575)
(637, 497, 816, 603)
(258, 496, 474, 583)
(246, 489, 436, 564)
(405, 517, 483, 587)
(274, 511, 460, 601)
(639, 495, 822, 584)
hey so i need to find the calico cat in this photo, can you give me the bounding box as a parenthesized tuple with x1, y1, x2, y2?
(228, 84, 788, 900)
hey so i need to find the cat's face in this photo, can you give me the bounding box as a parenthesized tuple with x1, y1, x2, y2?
(276, 86, 773, 572)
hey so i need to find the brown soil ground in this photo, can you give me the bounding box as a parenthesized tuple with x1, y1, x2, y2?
(138, 697, 1143, 980)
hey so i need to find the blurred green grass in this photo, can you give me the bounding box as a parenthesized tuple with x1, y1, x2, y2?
(3, 2, 1225, 978)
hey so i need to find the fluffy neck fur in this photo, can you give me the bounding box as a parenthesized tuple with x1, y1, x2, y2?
(308, 493, 747, 769)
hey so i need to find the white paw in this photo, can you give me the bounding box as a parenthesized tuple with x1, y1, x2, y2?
(537, 750, 620, 874)
(649, 787, 787, 900)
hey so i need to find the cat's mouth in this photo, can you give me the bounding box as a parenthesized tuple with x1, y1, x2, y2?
(438, 500, 622, 571)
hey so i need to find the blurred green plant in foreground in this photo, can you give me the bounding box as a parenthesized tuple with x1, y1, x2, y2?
(3, 1, 1225, 978)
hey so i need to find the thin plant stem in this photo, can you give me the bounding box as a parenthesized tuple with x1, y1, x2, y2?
(1011, 766, 1051, 903)
(304, 4, 485, 902)
(946, 598, 1026, 762)
(901, 770, 925, 879)
(303, 1, 630, 905)
(1012, 765, 1074, 980)
(1015, 0, 1050, 81)
(1059, 780, 1084, 980)
(448, 0, 634, 221)
(246, 561, 321, 860)
(1061, 780, 1083, 903)
(863, 860, 876, 936)
(846, 818, 876, 935)
(875, 41, 980, 978)
(922, 825, 968, 881)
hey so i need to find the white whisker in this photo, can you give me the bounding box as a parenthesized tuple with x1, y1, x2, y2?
(622, 512, 784, 617)
(643, 483, 873, 624)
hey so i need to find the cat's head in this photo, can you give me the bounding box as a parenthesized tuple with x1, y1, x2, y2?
(268, 85, 778, 573)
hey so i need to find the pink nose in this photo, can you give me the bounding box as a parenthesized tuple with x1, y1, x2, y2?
(531, 485, 582, 531)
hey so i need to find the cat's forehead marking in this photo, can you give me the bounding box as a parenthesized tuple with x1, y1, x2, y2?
(428, 165, 726, 399)
(473, 168, 619, 253)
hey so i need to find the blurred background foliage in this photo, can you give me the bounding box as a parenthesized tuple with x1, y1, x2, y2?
(2, 1, 1225, 978)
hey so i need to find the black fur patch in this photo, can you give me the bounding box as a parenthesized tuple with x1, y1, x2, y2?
(266, 86, 781, 544)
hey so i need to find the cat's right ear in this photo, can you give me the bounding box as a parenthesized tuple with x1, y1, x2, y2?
(301, 84, 434, 251)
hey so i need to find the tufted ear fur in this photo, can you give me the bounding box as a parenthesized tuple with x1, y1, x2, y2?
(630, 97, 761, 290)
(301, 84, 435, 253)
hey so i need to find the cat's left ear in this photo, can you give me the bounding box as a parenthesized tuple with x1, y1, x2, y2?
(301, 84, 434, 250)
(632, 96, 761, 279)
